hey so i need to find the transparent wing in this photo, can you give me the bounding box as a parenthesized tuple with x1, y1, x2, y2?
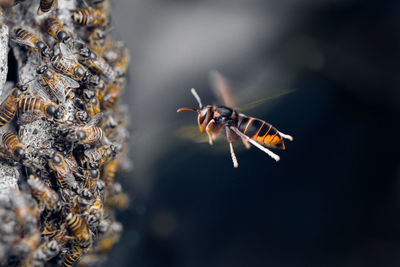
(45, 72, 66, 103)
(96, 57, 115, 81)
(64, 157, 83, 175)
(175, 125, 209, 143)
(209, 70, 236, 107)
(63, 173, 77, 187)
(83, 112, 104, 129)
(59, 43, 78, 62)
(64, 157, 78, 169)
(30, 79, 52, 102)
(12, 36, 35, 49)
(58, 73, 80, 89)
(237, 89, 296, 112)
(84, 149, 102, 161)
(175, 125, 249, 153)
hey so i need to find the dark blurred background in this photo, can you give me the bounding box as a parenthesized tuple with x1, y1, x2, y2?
(107, 0, 400, 266)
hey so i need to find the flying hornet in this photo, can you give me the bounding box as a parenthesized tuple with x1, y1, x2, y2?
(177, 71, 293, 168)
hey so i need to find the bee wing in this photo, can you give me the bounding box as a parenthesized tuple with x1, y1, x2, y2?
(45, 72, 66, 103)
(30, 79, 52, 102)
(65, 157, 83, 173)
(58, 73, 80, 89)
(26, 177, 38, 189)
(83, 149, 102, 161)
(95, 56, 115, 81)
(63, 173, 77, 187)
(59, 43, 78, 62)
(83, 112, 104, 129)
(12, 36, 35, 48)
(209, 70, 236, 107)
(64, 157, 77, 170)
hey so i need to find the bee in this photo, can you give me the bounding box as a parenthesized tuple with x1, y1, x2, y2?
(43, 17, 71, 43)
(37, 0, 58, 15)
(112, 46, 129, 78)
(86, 193, 103, 225)
(38, 240, 60, 259)
(79, 144, 116, 169)
(51, 43, 89, 82)
(65, 153, 84, 178)
(65, 213, 91, 247)
(94, 77, 106, 102)
(82, 88, 101, 116)
(78, 47, 115, 81)
(44, 227, 72, 245)
(75, 110, 90, 124)
(102, 158, 117, 185)
(101, 112, 118, 137)
(98, 222, 122, 254)
(47, 151, 79, 191)
(71, 188, 93, 214)
(83, 168, 99, 190)
(2, 132, 27, 161)
(177, 88, 293, 168)
(62, 245, 83, 267)
(67, 112, 104, 145)
(13, 28, 50, 57)
(101, 84, 122, 110)
(88, 28, 107, 55)
(36, 65, 80, 103)
(101, 91, 118, 111)
(17, 97, 60, 119)
(27, 175, 61, 212)
(71, 8, 107, 27)
(0, 88, 21, 127)
(105, 190, 128, 210)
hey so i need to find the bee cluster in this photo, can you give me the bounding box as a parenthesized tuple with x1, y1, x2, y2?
(0, 0, 130, 266)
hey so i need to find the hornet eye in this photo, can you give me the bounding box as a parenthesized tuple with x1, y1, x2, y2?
(198, 109, 208, 124)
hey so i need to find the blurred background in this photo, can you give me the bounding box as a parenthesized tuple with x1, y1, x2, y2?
(107, 0, 400, 266)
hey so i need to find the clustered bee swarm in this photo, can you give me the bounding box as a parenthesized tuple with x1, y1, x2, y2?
(0, 0, 130, 266)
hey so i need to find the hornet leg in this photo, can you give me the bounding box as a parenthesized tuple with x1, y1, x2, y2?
(226, 126, 239, 168)
(230, 126, 280, 162)
(205, 119, 216, 145)
(278, 131, 293, 141)
(241, 138, 251, 149)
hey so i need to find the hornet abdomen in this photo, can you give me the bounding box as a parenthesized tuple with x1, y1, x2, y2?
(238, 114, 285, 149)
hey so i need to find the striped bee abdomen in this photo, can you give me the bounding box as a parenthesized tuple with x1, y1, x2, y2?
(52, 55, 70, 73)
(72, 9, 90, 25)
(2, 132, 25, 160)
(0, 90, 18, 126)
(62, 245, 82, 267)
(3, 132, 21, 151)
(15, 28, 34, 42)
(66, 213, 91, 246)
(18, 97, 42, 113)
(238, 115, 285, 149)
